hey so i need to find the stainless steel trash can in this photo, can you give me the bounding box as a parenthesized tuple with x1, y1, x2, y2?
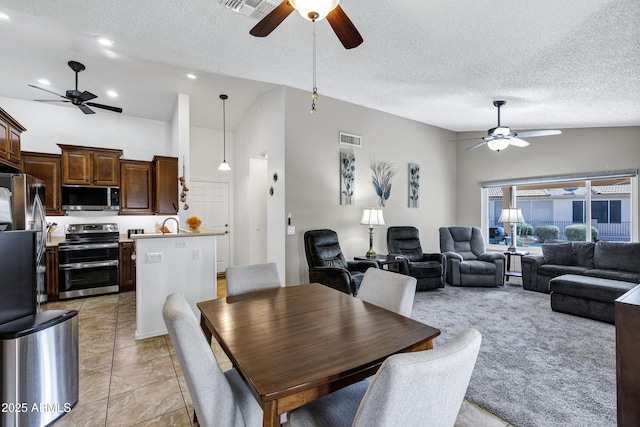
(1, 310, 79, 427)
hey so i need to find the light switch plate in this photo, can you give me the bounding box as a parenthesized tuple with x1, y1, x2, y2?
(287, 226, 295, 235)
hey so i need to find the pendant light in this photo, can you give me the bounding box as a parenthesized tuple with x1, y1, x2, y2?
(218, 94, 231, 171)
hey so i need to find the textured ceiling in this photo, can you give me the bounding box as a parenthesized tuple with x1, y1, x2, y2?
(0, 0, 638, 133)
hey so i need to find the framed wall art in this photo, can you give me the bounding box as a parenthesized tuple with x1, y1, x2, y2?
(340, 152, 355, 205)
(408, 163, 420, 208)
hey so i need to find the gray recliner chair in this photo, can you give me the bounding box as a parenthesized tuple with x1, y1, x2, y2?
(439, 226, 505, 287)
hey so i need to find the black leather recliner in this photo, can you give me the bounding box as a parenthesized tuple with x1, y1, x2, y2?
(304, 229, 378, 296)
(386, 226, 445, 291)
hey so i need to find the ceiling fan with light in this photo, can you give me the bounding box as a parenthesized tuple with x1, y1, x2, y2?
(465, 100, 561, 152)
(249, 0, 363, 49)
(28, 61, 123, 115)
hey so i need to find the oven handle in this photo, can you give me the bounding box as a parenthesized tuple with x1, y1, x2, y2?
(59, 242, 120, 251)
(59, 260, 120, 270)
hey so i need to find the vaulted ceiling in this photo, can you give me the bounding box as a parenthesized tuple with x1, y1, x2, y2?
(0, 0, 638, 133)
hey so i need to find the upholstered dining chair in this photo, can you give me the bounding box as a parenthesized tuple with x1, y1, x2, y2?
(304, 229, 378, 296)
(356, 268, 417, 317)
(162, 293, 263, 427)
(288, 328, 482, 427)
(439, 226, 505, 287)
(386, 226, 446, 290)
(225, 262, 281, 296)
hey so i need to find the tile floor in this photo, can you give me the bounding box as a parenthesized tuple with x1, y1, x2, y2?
(44, 280, 512, 427)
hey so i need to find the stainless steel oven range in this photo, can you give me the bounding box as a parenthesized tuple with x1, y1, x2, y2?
(58, 223, 120, 299)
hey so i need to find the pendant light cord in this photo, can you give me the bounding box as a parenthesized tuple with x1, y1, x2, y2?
(311, 20, 318, 115)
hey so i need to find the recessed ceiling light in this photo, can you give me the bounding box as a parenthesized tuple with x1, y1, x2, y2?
(37, 78, 51, 86)
(107, 90, 118, 97)
(0, 11, 10, 20)
(187, 73, 197, 80)
(98, 37, 113, 46)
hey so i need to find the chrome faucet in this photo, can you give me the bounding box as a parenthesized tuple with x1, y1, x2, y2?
(161, 217, 180, 234)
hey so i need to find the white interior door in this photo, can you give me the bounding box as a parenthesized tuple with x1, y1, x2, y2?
(189, 181, 230, 273)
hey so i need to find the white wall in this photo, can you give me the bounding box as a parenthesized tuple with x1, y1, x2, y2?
(233, 87, 286, 277)
(284, 87, 457, 285)
(455, 127, 640, 233)
(1, 96, 173, 160)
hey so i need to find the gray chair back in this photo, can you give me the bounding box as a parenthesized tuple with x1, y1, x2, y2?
(226, 262, 281, 296)
(353, 328, 482, 427)
(288, 328, 482, 427)
(387, 226, 423, 262)
(439, 226, 486, 260)
(162, 293, 250, 427)
(356, 269, 417, 317)
(304, 229, 349, 269)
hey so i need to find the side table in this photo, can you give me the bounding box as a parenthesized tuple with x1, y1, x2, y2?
(354, 255, 405, 271)
(503, 251, 529, 282)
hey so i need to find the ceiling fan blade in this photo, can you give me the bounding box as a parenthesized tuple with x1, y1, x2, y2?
(86, 102, 123, 113)
(78, 91, 97, 102)
(514, 129, 561, 138)
(326, 5, 363, 49)
(450, 137, 483, 142)
(249, 0, 295, 37)
(466, 140, 489, 152)
(28, 84, 67, 99)
(78, 104, 95, 114)
(508, 137, 530, 147)
(34, 99, 71, 103)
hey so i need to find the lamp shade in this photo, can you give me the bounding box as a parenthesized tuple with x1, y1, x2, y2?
(290, 0, 339, 21)
(487, 138, 510, 151)
(498, 208, 525, 224)
(360, 208, 385, 226)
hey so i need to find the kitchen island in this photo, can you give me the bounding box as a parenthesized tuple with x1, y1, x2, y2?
(131, 228, 225, 339)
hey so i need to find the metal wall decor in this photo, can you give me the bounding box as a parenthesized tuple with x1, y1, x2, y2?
(370, 159, 395, 207)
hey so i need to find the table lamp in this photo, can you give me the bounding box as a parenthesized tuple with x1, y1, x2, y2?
(498, 208, 525, 252)
(360, 208, 385, 258)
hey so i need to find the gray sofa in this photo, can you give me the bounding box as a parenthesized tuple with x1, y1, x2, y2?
(522, 241, 640, 293)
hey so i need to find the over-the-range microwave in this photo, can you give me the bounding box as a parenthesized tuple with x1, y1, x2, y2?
(61, 186, 120, 211)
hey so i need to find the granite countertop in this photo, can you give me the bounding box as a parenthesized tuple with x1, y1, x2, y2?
(46, 228, 225, 247)
(129, 228, 226, 240)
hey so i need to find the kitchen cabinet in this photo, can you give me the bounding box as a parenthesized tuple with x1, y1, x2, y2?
(153, 156, 178, 214)
(0, 107, 26, 172)
(120, 160, 153, 214)
(46, 245, 59, 302)
(119, 242, 136, 292)
(22, 152, 63, 215)
(59, 144, 122, 186)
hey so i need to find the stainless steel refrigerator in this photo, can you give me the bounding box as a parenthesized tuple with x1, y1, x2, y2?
(0, 173, 47, 304)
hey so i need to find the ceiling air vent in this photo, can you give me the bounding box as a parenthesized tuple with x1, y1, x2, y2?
(219, 0, 278, 20)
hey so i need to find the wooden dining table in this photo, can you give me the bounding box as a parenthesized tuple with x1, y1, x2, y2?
(197, 283, 441, 427)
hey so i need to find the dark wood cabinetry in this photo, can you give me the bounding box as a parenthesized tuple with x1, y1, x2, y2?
(0, 107, 26, 172)
(59, 144, 122, 186)
(119, 242, 136, 292)
(120, 160, 153, 214)
(22, 152, 63, 215)
(616, 285, 640, 426)
(46, 246, 59, 302)
(153, 156, 178, 214)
